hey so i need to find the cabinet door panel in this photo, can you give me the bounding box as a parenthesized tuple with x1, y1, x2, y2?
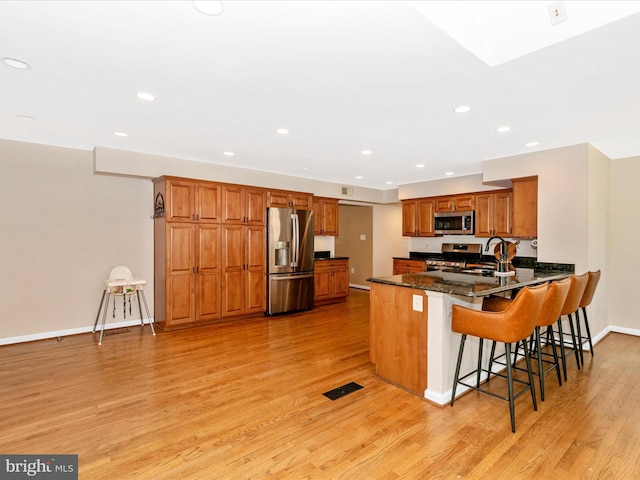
(267, 191, 289, 208)
(198, 225, 220, 274)
(197, 183, 221, 223)
(402, 200, 417, 236)
(196, 272, 220, 321)
(314, 269, 331, 300)
(168, 274, 195, 325)
(245, 188, 266, 225)
(245, 269, 265, 313)
(312, 198, 323, 235)
(222, 185, 245, 224)
(493, 192, 512, 237)
(168, 181, 194, 222)
(417, 199, 435, 236)
(290, 193, 312, 210)
(474, 194, 493, 237)
(222, 270, 245, 317)
(322, 200, 339, 236)
(246, 226, 265, 269)
(222, 225, 244, 271)
(168, 225, 195, 274)
(333, 268, 350, 296)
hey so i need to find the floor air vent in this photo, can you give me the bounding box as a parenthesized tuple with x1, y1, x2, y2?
(323, 382, 363, 400)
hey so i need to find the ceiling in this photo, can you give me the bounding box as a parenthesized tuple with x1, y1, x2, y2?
(2, 1, 640, 190)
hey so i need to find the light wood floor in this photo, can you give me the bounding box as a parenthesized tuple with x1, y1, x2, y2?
(2, 289, 639, 479)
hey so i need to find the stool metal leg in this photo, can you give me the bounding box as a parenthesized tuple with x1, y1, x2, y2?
(581, 306, 594, 357)
(98, 293, 111, 346)
(504, 342, 516, 433)
(522, 340, 537, 411)
(450, 334, 467, 406)
(556, 318, 568, 381)
(93, 290, 107, 333)
(567, 313, 581, 370)
(137, 289, 156, 336)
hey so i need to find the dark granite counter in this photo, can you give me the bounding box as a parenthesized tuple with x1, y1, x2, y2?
(314, 256, 349, 261)
(367, 268, 570, 298)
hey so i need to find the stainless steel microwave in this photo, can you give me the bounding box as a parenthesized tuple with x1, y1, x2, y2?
(433, 210, 475, 235)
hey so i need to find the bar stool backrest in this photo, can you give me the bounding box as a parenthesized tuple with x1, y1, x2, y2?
(579, 270, 601, 309)
(537, 278, 571, 328)
(559, 273, 589, 316)
(452, 283, 547, 343)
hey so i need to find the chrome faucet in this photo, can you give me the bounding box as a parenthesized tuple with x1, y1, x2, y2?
(485, 236, 508, 262)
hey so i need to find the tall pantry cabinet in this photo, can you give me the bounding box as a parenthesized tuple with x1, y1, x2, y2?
(153, 176, 266, 330)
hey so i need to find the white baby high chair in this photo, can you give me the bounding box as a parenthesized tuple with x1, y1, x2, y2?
(93, 266, 156, 345)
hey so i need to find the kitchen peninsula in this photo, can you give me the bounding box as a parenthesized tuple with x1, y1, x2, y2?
(368, 267, 571, 405)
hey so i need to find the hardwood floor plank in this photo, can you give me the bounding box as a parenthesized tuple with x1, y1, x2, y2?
(1, 289, 639, 479)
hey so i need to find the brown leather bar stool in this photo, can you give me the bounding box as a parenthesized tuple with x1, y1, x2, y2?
(484, 278, 571, 401)
(450, 283, 547, 433)
(555, 273, 589, 381)
(575, 270, 601, 365)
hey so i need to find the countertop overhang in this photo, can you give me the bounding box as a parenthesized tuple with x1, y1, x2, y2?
(367, 268, 571, 297)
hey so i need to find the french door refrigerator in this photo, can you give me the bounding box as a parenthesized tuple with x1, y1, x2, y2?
(266, 207, 315, 315)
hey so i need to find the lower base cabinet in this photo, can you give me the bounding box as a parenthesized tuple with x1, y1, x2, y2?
(393, 259, 426, 275)
(314, 259, 349, 305)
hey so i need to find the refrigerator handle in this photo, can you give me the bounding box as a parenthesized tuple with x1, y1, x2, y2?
(291, 213, 299, 268)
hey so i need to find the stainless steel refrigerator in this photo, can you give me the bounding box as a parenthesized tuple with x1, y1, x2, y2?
(266, 207, 315, 315)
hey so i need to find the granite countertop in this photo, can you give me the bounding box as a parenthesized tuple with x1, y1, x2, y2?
(367, 268, 571, 297)
(314, 256, 350, 260)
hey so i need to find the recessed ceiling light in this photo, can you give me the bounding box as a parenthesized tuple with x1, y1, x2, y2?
(114, 131, 128, 137)
(223, 151, 235, 156)
(136, 92, 156, 101)
(17, 115, 35, 121)
(416, 164, 425, 168)
(454, 105, 472, 113)
(525, 141, 539, 147)
(496, 126, 511, 133)
(355, 176, 364, 179)
(361, 150, 372, 155)
(276, 128, 289, 135)
(192, 1, 225, 16)
(385, 181, 393, 185)
(2, 57, 31, 70)
(445, 171, 455, 176)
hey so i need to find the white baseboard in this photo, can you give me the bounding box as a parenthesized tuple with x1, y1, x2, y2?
(349, 283, 370, 290)
(0, 318, 154, 346)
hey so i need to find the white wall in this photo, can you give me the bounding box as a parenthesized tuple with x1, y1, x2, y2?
(372, 203, 407, 277)
(0, 139, 153, 343)
(610, 156, 639, 330)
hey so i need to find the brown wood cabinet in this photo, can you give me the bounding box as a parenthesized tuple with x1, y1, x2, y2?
(434, 194, 475, 213)
(474, 190, 512, 237)
(154, 176, 267, 330)
(162, 177, 222, 223)
(312, 197, 339, 236)
(314, 259, 349, 305)
(267, 190, 312, 210)
(392, 259, 426, 275)
(221, 185, 266, 225)
(511, 176, 538, 238)
(402, 198, 435, 237)
(221, 224, 266, 317)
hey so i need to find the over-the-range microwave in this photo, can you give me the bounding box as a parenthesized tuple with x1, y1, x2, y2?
(433, 210, 475, 235)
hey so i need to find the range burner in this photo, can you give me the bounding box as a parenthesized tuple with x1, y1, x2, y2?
(425, 243, 484, 269)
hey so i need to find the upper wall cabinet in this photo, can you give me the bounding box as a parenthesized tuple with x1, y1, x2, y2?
(511, 176, 538, 238)
(402, 198, 435, 237)
(475, 190, 512, 237)
(312, 197, 339, 236)
(161, 177, 222, 223)
(267, 190, 313, 210)
(434, 194, 475, 212)
(221, 185, 266, 225)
